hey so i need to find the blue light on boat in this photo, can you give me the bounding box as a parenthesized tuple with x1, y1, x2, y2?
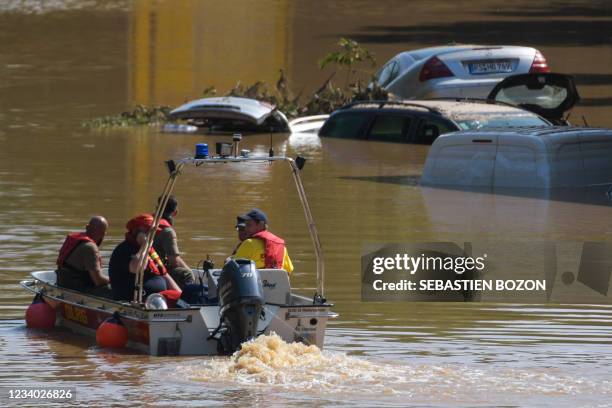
(195, 143, 209, 159)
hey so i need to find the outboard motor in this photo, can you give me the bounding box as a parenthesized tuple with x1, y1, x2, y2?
(216, 259, 264, 354)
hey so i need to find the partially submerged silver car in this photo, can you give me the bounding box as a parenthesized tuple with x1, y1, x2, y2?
(168, 96, 290, 133)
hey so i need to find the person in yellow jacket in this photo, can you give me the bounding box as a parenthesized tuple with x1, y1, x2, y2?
(232, 208, 293, 274)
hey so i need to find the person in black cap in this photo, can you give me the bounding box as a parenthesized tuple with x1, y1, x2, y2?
(232, 208, 293, 273)
(231, 216, 249, 255)
(153, 195, 195, 288)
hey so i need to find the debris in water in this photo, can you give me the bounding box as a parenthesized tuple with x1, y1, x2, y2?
(83, 38, 388, 128)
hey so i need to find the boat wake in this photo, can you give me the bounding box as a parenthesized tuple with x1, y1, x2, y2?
(166, 332, 612, 405)
(175, 333, 399, 394)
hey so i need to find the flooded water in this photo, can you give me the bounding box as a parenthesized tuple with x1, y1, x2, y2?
(1, 1, 612, 406)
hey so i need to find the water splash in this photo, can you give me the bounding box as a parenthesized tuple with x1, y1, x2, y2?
(177, 333, 401, 394)
(169, 333, 612, 405)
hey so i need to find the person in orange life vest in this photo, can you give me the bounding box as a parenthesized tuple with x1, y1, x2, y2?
(108, 214, 181, 301)
(152, 195, 195, 289)
(233, 208, 293, 273)
(55, 216, 112, 297)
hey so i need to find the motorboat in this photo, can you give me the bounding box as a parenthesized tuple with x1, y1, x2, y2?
(21, 145, 336, 356)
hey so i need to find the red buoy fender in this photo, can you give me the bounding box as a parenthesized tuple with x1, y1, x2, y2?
(25, 294, 56, 329)
(96, 312, 128, 349)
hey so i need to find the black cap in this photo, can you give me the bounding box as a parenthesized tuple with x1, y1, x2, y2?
(241, 208, 268, 223)
(235, 216, 246, 228)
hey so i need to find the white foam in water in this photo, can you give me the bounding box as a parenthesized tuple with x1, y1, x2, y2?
(175, 333, 402, 395)
(168, 333, 612, 405)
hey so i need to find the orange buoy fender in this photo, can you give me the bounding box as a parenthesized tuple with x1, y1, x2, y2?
(25, 293, 56, 329)
(96, 312, 128, 348)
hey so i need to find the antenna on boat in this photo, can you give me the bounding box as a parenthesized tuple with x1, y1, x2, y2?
(132, 159, 184, 304)
(232, 133, 242, 157)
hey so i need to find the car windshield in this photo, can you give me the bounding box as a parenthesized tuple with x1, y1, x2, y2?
(455, 113, 550, 130)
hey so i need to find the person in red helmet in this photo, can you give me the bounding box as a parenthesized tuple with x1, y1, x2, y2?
(108, 214, 180, 301)
(233, 208, 293, 274)
(56, 216, 111, 297)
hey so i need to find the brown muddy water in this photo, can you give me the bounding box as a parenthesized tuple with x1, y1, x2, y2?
(1, 1, 612, 407)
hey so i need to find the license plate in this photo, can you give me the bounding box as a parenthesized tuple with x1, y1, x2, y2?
(468, 60, 513, 75)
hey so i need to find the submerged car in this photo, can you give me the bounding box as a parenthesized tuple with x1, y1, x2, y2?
(319, 73, 579, 143)
(421, 127, 612, 189)
(374, 45, 550, 99)
(168, 96, 290, 133)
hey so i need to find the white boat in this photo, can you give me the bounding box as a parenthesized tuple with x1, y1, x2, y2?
(21, 150, 336, 356)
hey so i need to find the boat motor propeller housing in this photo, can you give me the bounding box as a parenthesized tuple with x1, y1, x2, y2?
(216, 259, 264, 354)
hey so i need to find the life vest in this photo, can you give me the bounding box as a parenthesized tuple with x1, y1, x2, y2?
(157, 218, 172, 232)
(147, 247, 167, 276)
(124, 214, 168, 276)
(251, 230, 285, 269)
(57, 232, 101, 268)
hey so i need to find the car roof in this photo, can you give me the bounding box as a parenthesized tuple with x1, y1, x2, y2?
(411, 100, 541, 122)
(169, 96, 276, 122)
(446, 126, 611, 139)
(337, 99, 542, 122)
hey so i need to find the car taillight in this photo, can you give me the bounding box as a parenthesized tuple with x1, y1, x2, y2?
(419, 56, 454, 81)
(529, 50, 550, 73)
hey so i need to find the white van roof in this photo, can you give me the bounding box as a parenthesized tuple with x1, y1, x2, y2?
(421, 127, 612, 189)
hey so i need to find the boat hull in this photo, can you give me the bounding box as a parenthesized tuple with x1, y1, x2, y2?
(23, 271, 336, 356)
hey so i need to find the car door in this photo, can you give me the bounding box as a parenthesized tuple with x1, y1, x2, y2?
(487, 73, 580, 125)
(421, 132, 499, 187)
(411, 116, 458, 144)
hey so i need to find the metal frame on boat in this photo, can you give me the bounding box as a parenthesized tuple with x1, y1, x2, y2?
(21, 151, 337, 356)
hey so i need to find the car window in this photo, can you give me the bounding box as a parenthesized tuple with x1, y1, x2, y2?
(377, 61, 398, 87)
(455, 114, 550, 130)
(414, 118, 456, 144)
(319, 112, 372, 138)
(368, 115, 410, 142)
(388, 62, 400, 83)
(495, 84, 568, 109)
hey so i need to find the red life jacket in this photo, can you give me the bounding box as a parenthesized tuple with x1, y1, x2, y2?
(56, 232, 101, 268)
(252, 230, 285, 269)
(157, 218, 172, 232)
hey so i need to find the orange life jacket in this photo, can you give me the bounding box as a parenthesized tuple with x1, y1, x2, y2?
(57, 232, 101, 268)
(252, 230, 285, 269)
(147, 247, 167, 276)
(125, 214, 169, 276)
